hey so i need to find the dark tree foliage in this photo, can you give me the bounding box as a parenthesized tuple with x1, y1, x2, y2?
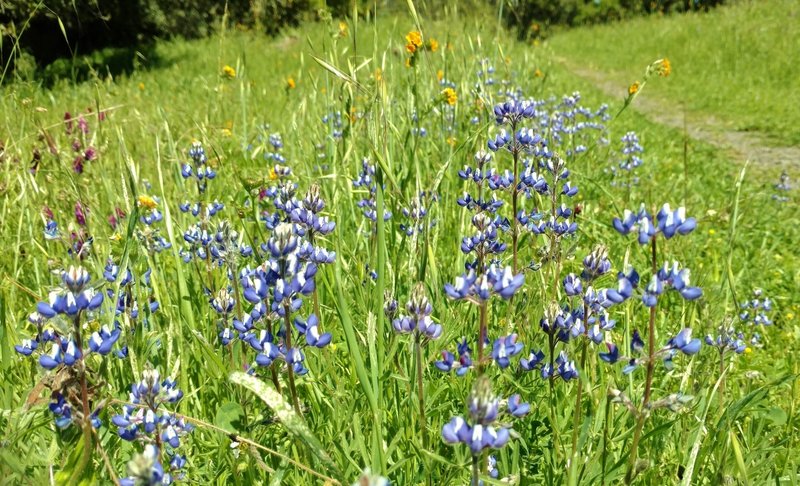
(496, 0, 727, 39)
(0, 0, 362, 70)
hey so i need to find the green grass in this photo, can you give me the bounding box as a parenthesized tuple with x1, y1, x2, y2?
(547, 0, 800, 146)
(0, 4, 798, 485)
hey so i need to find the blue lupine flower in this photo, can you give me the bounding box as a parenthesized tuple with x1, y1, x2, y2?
(665, 328, 702, 355)
(113, 369, 191, 450)
(49, 394, 73, 428)
(613, 203, 696, 244)
(507, 394, 530, 417)
(490, 334, 524, 369)
(519, 349, 545, 371)
(642, 274, 663, 307)
(609, 131, 645, 186)
(37, 266, 104, 318)
(39, 339, 81, 369)
(14, 338, 38, 356)
(88, 324, 122, 355)
(442, 376, 513, 455)
(563, 274, 583, 296)
(295, 314, 332, 348)
(488, 455, 499, 479)
(493, 99, 536, 125)
(393, 285, 442, 340)
(353, 158, 391, 223)
(445, 266, 522, 302)
(739, 288, 774, 326)
(44, 220, 60, 240)
(705, 324, 747, 355)
(599, 342, 620, 363)
(435, 338, 473, 376)
(581, 245, 611, 280)
(119, 444, 175, 486)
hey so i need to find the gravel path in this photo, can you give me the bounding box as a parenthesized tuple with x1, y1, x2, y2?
(555, 57, 800, 170)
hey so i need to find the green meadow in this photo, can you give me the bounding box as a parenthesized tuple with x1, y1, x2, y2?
(0, 3, 797, 485)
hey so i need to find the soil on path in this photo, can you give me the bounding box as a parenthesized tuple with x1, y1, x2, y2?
(555, 57, 799, 170)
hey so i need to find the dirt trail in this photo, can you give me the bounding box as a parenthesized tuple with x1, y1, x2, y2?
(555, 57, 800, 170)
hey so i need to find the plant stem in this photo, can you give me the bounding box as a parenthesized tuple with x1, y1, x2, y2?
(283, 303, 302, 417)
(547, 330, 561, 470)
(718, 351, 726, 417)
(73, 312, 90, 421)
(569, 336, 588, 476)
(477, 300, 488, 374)
(309, 231, 323, 333)
(511, 126, 519, 274)
(625, 236, 659, 484)
(414, 333, 428, 450)
(601, 391, 611, 486)
(471, 454, 480, 486)
(266, 318, 283, 394)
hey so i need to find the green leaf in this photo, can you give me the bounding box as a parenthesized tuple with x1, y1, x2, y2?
(54, 426, 95, 485)
(765, 406, 788, 426)
(214, 402, 244, 433)
(229, 371, 340, 476)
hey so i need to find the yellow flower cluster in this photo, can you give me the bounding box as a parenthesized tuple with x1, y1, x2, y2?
(286, 77, 296, 89)
(404, 31, 439, 68)
(222, 65, 236, 79)
(628, 81, 640, 96)
(137, 195, 158, 210)
(405, 31, 423, 53)
(658, 58, 671, 77)
(442, 87, 457, 106)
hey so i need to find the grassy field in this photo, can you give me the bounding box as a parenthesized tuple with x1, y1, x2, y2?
(0, 4, 798, 485)
(547, 0, 800, 146)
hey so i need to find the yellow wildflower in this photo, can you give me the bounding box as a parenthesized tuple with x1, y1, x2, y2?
(406, 31, 422, 48)
(137, 195, 158, 210)
(269, 167, 278, 181)
(338, 21, 348, 37)
(442, 87, 457, 106)
(138, 82, 145, 91)
(708, 229, 716, 235)
(628, 81, 640, 96)
(405, 43, 417, 54)
(437, 69, 444, 82)
(405, 58, 412, 68)
(222, 65, 236, 79)
(446, 136, 457, 147)
(534, 68, 543, 78)
(221, 128, 232, 138)
(744, 347, 753, 354)
(658, 58, 671, 77)
(286, 77, 296, 89)
(428, 38, 439, 52)
(110, 233, 122, 242)
(224, 120, 233, 130)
